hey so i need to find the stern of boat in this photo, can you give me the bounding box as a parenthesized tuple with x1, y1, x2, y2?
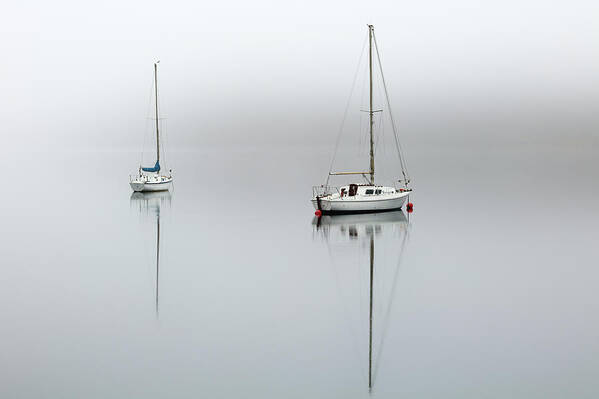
(130, 181, 145, 192)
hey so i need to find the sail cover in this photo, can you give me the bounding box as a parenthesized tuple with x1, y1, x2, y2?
(142, 160, 160, 173)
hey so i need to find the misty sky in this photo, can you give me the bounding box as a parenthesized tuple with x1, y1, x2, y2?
(2, 0, 598, 151)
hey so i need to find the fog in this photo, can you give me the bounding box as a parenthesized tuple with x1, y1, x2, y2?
(2, 2, 599, 397)
(2, 0, 598, 152)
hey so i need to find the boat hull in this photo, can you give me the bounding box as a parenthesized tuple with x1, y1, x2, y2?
(312, 192, 409, 214)
(130, 179, 172, 192)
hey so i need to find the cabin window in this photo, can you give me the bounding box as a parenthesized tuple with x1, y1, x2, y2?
(348, 184, 358, 196)
(375, 189, 382, 194)
(365, 189, 374, 195)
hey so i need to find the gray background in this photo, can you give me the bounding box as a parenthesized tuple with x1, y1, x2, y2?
(1, 1, 598, 398)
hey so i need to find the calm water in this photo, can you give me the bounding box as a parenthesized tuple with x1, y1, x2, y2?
(1, 144, 598, 398)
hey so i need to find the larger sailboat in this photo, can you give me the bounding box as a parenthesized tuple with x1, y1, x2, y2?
(130, 61, 173, 192)
(312, 25, 412, 214)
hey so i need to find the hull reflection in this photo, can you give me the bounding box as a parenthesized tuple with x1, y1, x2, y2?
(313, 210, 410, 390)
(130, 191, 171, 317)
(313, 210, 407, 231)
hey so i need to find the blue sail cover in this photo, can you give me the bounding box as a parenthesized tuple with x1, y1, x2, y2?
(142, 160, 160, 173)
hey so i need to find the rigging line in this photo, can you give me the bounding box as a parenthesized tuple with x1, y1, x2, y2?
(161, 126, 167, 171)
(372, 31, 410, 184)
(358, 57, 370, 161)
(374, 113, 383, 159)
(141, 78, 155, 166)
(326, 32, 369, 187)
(379, 111, 387, 160)
(161, 118, 166, 170)
(159, 85, 169, 171)
(158, 82, 170, 171)
(374, 70, 388, 159)
(157, 81, 163, 167)
(358, 55, 368, 158)
(161, 107, 170, 171)
(158, 98, 171, 173)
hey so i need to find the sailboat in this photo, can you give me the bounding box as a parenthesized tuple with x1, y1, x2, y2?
(312, 25, 412, 214)
(313, 211, 409, 389)
(130, 61, 173, 192)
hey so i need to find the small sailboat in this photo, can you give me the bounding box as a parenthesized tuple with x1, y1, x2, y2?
(130, 61, 173, 192)
(312, 25, 412, 214)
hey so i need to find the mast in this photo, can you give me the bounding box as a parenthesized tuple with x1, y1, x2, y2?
(154, 61, 160, 163)
(368, 234, 374, 389)
(368, 25, 375, 185)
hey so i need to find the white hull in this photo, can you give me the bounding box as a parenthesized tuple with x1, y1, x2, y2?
(312, 191, 409, 214)
(130, 178, 172, 192)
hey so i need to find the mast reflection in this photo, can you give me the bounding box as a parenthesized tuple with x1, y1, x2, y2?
(313, 211, 410, 390)
(130, 191, 171, 318)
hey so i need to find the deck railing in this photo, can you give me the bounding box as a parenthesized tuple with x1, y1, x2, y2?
(312, 185, 339, 198)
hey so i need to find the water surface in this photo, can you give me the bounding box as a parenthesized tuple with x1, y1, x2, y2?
(1, 144, 598, 398)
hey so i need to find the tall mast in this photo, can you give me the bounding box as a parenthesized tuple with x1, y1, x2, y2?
(368, 25, 375, 185)
(154, 61, 160, 162)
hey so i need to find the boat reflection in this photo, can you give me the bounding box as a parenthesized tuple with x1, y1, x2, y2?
(313, 210, 410, 390)
(130, 191, 171, 317)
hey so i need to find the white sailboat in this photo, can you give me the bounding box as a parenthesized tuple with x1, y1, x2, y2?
(130, 61, 173, 192)
(312, 25, 412, 215)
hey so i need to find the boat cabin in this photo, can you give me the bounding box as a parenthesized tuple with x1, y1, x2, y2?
(339, 185, 396, 198)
